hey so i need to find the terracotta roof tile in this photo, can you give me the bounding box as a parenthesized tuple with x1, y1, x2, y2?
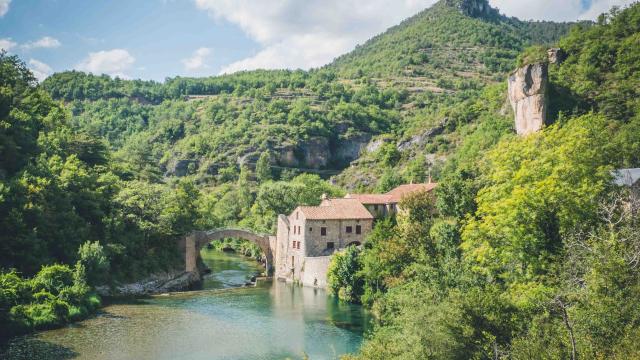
(297, 198, 373, 220)
(346, 183, 438, 205)
(386, 183, 438, 202)
(344, 193, 392, 204)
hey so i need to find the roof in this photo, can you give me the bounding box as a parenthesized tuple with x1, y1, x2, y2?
(386, 183, 438, 202)
(346, 183, 438, 205)
(612, 168, 640, 186)
(344, 193, 393, 204)
(296, 198, 374, 220)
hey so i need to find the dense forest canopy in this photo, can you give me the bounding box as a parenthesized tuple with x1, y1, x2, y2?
(3, 0, 640, 357)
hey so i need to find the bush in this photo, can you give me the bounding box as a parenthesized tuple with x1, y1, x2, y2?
(77, 241, 110, 286)
(327, 246, 364, 303)
(0, 264, 100, 341)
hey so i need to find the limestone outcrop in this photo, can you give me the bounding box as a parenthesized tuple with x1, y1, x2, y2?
(334, 134, 372, 164)
(547, 48, 566, 65)
(447, 0, 495, 17)
(396, 119, 447, 151)
(508, 63, 548, 135)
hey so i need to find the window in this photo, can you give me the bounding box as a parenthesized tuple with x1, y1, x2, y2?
(346, 226, 353, 233)
(356, 225, 362, 234)
(309, 227, 313, 232)
(298, 241, 301, 249)
(296, 212, 299, 220)
(292, 241, 296, 248)
(327, 242, 335, 250)
(374, 204, 378, 211)
(321, 227, 327, 236)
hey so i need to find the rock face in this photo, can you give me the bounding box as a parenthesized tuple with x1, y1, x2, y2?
(396, 119, 447, 151)
(301, 137, 331, 169)
(165, 159, 197, 177)
(508, 63, 548, 135)
(334, 134, 372, 164)
(547, 48, 566, 65)
(448, 0, 494, 17)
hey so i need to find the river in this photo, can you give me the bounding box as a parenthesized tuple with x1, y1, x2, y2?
(2, 249, 370, 360)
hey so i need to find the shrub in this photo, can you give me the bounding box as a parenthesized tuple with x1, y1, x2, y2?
(77, 241, 110, 286)
(327, 246, 364, 303)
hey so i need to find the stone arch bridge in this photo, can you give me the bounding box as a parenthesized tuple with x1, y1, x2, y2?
(183, 229, 276, 275)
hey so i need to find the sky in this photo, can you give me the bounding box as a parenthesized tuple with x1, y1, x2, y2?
(0, 0, 634, 81)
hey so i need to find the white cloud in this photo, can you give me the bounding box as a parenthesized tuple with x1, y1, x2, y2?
(28, 58, 53, 82)
(182, 47, 212, 72)
(0, 0, 11, 17)
(489, 0, 634, 21)
(0, 37, 16, 51)
(22, 36, 62, 50)
(195, 0, 436, 73)
(578, 0, 633, 20)
(76, 49, 135, 78)
(198, 0, 636, 74)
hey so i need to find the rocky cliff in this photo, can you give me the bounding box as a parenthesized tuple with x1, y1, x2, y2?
(508, 62, 548, 135)
(446, 0, 496, 18)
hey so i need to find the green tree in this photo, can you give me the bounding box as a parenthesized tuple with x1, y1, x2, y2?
(77, 241, 110, 286)
(327, 246, 364, 303)
(255, 151, 273, 183)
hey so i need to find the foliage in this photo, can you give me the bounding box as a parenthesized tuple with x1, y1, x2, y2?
(327, 246, 364, 303)
(77, 241, 109, 287)
(344, 5, 640, 359)
(0, 263, 99, 341)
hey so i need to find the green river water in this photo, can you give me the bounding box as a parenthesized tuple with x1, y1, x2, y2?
(2, 249, 370, 360)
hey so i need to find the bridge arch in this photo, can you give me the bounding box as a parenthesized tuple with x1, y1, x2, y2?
(184, 229, 274, 275)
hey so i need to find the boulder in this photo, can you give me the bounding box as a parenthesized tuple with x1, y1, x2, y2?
(508, 63, 548, 135)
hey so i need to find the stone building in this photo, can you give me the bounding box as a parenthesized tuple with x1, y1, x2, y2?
(274, 198, 373, 287)
(274, 182, 438, 288)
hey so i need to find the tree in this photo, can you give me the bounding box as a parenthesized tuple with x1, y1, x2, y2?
(255, 151, 272, 183)
(327, 246, 364, 303)
(77, 241, 110, 286)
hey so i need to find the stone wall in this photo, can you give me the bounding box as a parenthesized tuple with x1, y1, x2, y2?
(508, 62, 548, 135)
(275, 215, 291, 280)
(300, 256, 332, 288)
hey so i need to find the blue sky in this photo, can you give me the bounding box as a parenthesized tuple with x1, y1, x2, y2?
(0, 0, 633, 81)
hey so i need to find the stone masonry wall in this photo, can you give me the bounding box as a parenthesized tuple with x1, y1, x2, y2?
(300, 256, 332, 288)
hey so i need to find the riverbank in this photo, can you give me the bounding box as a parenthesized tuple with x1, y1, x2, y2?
(1, 251, 369, 360)
(95, 270, 201, 297)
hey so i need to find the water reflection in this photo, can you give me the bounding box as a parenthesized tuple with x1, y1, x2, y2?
(1, 251, 369, 360)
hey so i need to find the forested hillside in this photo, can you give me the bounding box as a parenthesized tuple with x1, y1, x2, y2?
(3, 0, 640, 355)
(331, 3, 640, 359)
(40, 0, 572, 193)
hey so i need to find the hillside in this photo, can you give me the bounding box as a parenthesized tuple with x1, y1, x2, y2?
(41, 0, 573, 192)
(339, 3, 640, 358)
(3, 0, 640, 353)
